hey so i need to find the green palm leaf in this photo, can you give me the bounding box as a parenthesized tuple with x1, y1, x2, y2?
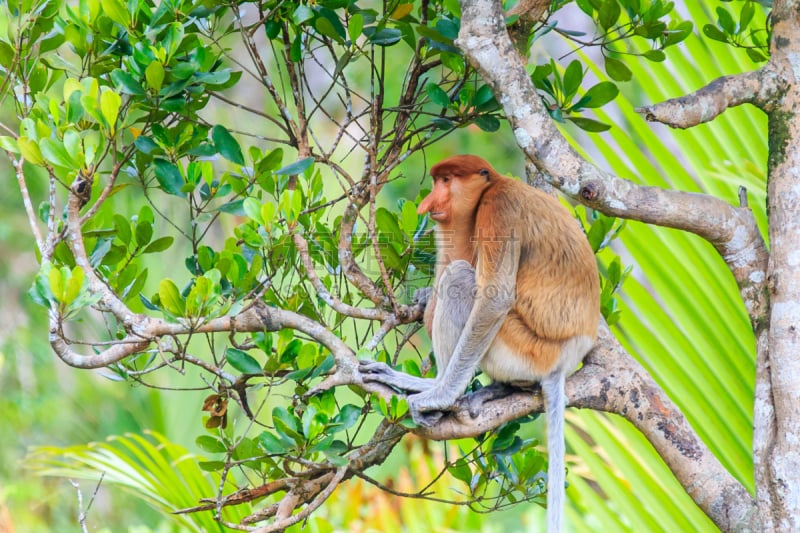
(27, 431, 250, 532)
(560, 4, 765, 530)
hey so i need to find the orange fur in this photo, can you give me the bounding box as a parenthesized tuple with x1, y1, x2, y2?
(419, 155, 599, 377)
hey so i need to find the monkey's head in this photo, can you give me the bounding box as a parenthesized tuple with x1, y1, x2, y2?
(418, 155, 497, 225)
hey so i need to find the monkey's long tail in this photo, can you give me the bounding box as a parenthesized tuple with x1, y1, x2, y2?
(542, 370, 566, 533)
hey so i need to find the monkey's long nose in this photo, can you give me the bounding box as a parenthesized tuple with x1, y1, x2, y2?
(417, 193, 433, 215)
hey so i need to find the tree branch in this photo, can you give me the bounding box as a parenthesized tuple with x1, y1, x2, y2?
(636, 65, 785, 128)
(455, 1, 767, 529)
(456, 0, 769, 325)
(412, 323, 758, 531)
(293, 231, 389, 321)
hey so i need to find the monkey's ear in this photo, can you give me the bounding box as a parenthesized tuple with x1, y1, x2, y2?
(479, 168, 490, 181)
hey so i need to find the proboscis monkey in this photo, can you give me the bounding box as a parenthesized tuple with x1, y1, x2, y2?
(361, 154, 600, 532)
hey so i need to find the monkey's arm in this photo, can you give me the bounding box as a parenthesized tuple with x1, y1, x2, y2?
(408, 235, 520, 426)
(359, 360, 436, 392)
(407, 287, 513, 424)
(360, 287, 437, 393)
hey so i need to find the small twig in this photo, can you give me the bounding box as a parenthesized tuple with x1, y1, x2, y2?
(13, 156, 43, 253)
(250, 466, 348, 532)
(70, 472, 105, 533)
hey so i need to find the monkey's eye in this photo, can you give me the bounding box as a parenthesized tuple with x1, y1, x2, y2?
(442, 176, 450, 183)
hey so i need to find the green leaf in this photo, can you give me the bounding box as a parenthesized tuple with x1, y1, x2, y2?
(746, 48, 768, 63)
(473, 85, 495, 107)
(275, 157, 314, 175)
(158, 278, 185, 317)
(39, 138, 76, 168)
(143, 236, 174, 254)
(448, 459, 473, 486)
(290, 34, 303, 62)
(212, 125, 245, 165)
(135, 220, 153, 247)
(100, 90, 122, 133)
(195, 435, 227, 454)
(642, 49, 666, 62)
(531, 63, 553, 82)
(64, 266, 85, 305)
(716, 6, 735, 35)
(664, 21, 693, 47)
(134, 136, 159, 154)
(292, 4, 314, 24)
(261, 202, 276, 230)
(581, 81, 619, 108)
(145, 61, 165, 91)
(198, 461, 225, 472)
(243, 198, 263, 224)
(363, 27, 402, 46)
(563, 60, 584, 100)
(430, 117, 455, 130)
(348, 13, 363, 42)
(101, 0, 131, 27)
(702, 24, 729, 43)
(474, 114, 500, 132)
(399, 200, 418, 239)
(217, 199, 246, 216)
(566, 116, 612, 132)
(740, 1, 754, 32)
(258, 431, 288, 453)
(153, 159, 186, 197)
(441, 52, 465, 75)
(435, 18, 459, 40)
(425, 83, 450, 107)
(315, 17, 338, 41)
(49, 266, 65, 303)
(598, 0, 621, 29)
(0, 135, 19, 153)
(113, 214, 132, 245)
(29, 263, 54, 309)
(604, 57, 632, 82)
(226, 347, 263, 374)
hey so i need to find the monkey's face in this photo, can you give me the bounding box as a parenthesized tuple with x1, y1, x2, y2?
(418, 172, 488, 226)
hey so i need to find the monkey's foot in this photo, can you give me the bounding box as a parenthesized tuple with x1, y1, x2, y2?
(410, 408, 445, 427)
(408, 388, 458, 427)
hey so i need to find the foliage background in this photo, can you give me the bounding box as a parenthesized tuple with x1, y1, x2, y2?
(0, 0, 765, 531)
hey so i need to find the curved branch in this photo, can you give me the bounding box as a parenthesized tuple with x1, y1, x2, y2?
(637, 64, 785, 128)
(54, 181, 423, 381)
(456, 0, 768, 328)
(250, 466, 347, 533)
(293, 231, 389, 321)
(338, 193, 388, 306)
(413, 323, 758, 531)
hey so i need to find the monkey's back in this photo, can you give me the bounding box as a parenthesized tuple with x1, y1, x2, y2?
(476, 176, 600, 379)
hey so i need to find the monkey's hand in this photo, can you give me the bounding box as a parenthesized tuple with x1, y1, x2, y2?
(413, 287, 432, 307)
(407, 387, 459, 427)
(359, 360, 435, 393)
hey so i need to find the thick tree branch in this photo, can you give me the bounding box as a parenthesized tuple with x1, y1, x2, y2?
(411, 323, 758, 531)
(455, 1, 768, 529)
(637, 65, 785, 128)
(759, 3, 800, 528)
(456, 0, 768, 331)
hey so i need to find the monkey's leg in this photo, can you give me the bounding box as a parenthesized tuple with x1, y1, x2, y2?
(429, 260, 475, 373)
(407, 260, 478, 425)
